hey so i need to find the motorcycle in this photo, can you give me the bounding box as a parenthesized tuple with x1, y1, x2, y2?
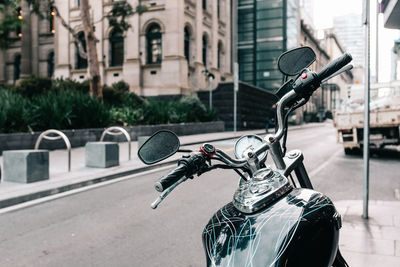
(138, 46, 352, 267)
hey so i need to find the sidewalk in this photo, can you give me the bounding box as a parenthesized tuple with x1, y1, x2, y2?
(335, 200, 400, 266)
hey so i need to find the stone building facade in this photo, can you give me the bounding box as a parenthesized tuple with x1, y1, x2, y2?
(0, 0, 55, 85)
(56, 0, 232, 96)
(0, 0, 232, 97)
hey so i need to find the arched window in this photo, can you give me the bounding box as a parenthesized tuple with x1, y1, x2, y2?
(202, 0, 207, 10)
(218, 42, 223, 70)
(110, 28, 124, 66)
(13, 54, 21, 82)
(184, 27, 190, 63)
(146, 24, 162, 64)
(202, 35, 208, 67)
(75, 32, 87, 69)
(47, 51, 54, 78)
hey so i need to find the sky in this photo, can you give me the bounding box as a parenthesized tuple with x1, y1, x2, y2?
(312, 0, 400, 82)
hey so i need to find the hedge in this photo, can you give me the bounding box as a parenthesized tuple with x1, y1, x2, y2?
(0, 77, 217, 133)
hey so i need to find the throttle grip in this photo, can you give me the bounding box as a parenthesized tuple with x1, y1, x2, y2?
(155, 164, 187, 192)
(316, 53, 352, 82)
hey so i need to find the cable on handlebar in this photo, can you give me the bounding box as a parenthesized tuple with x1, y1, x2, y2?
(281, 106, 293, 157)
(281, 97, 308, 156)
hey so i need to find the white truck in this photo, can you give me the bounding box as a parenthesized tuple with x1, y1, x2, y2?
(334, 82, 400, 154)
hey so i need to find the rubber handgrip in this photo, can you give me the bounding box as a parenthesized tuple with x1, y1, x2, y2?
(316, 53, 352, 82)
(154, 164, 187, 192)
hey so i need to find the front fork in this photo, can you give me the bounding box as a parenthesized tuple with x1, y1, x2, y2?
(278, 149, 313, 189)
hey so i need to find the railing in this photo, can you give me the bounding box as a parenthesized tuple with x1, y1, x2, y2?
(100, 126, 131, 160)
(35, 129, 71, 172)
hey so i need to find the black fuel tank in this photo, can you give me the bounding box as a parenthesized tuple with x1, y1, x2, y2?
(202, 188, 341, 267)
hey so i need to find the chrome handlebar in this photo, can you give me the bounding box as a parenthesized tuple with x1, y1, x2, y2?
(272, 90, 298, 141)
(215, 149, 247, 168)
(211, 90, 298, 171)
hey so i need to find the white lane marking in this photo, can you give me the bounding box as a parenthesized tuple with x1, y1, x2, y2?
(308, 149, 342, 178)
(0, 165, 174, 214)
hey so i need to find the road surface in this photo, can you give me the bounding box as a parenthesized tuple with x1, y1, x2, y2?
(0, 123, 398, 266)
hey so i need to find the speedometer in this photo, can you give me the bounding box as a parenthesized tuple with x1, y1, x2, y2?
(234, 135, 267, 161)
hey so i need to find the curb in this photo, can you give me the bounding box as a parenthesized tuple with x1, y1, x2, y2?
(0, 123, 325, 209)
(0, 159, 180, 209)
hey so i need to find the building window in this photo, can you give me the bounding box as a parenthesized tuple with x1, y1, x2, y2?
(77, 0, 80, 7)
(217, 0, 220, 18)
(16, 7, 22, 37)
(49, 7, 55, 33)
(110, 28, 124, 66)
(184, 27, 190, 64)
(75, 32, 87, 69)
(146, 24, 162, 64)
(202, 0, 206, 10)
(13, 54, 21, 82)
(218, 42, 223, 70)
(47, 52, 54, 77)
(202, 35, 207, 67)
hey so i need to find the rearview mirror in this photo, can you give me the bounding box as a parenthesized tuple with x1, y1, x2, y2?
(138, 130, 180, 165)
(278, 46, 316, 76)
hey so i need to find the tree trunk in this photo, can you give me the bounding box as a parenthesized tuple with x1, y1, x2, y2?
(80, 0, 102, 100)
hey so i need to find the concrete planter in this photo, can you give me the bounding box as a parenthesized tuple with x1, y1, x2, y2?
(0, 121, 225, 155)
(85, 142, 119, 168)
(3, 150, 49, 183)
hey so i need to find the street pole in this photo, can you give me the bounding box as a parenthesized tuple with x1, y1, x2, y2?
(233, 62, 238, 133)
(362, 0, 371, 219)
(232, 0, 238, 133)
(375, 0, 379, 82)
(209, 75, 213, 110)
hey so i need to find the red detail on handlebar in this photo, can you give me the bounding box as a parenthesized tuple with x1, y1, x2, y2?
(200, 145, 216, 157)
(301, 73, 307, 79)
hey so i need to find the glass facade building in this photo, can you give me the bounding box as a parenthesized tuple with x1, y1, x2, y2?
(237, 0, 299, 92)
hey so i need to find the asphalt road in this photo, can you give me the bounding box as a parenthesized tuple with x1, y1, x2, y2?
(0, 123, 399, 267)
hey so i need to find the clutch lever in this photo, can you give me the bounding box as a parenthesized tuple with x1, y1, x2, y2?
(321, 64, 353, 83)
(151, 176, 188, 209)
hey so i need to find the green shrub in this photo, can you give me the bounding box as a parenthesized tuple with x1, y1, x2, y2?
(28, 91, 111, 131)
(13, 76, 53, 97)
(103, 80, 144, 107)
(53, 78, 90, 93)
(68, 91, 111, 128)
(0, 78, 217, 133)
(123, 92, 144, 108)
(141, 98, 172, 124)
(141, 96, 217, 125)
(175, 96, 217, 122)
(110, 80, 129, 93)
(109, 106, 143, 126)
(0, 90, 30, 133)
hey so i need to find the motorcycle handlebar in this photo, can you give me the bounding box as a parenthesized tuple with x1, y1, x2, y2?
(315, 53, 353, 82)
(274, 53, 353, 142)
(155, 164, 187, 192)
